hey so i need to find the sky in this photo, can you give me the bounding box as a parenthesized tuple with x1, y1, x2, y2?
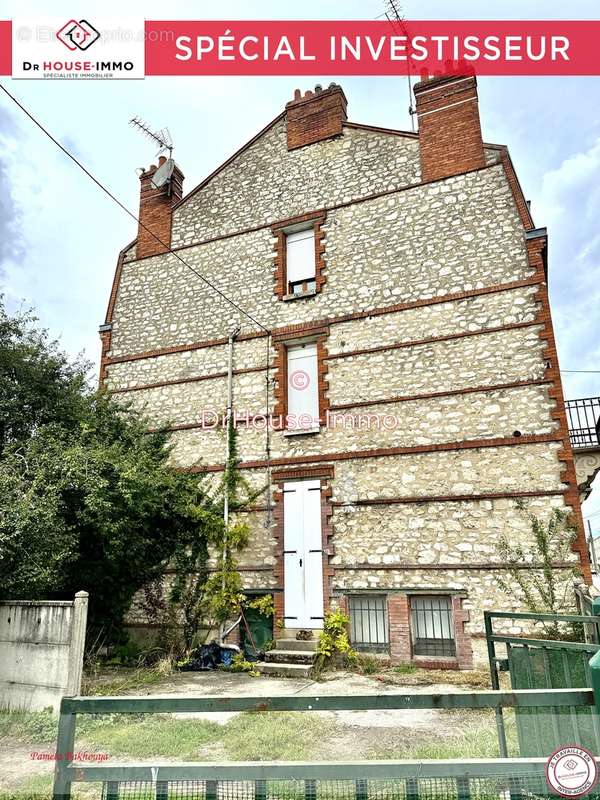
(1, 0, 599, 528)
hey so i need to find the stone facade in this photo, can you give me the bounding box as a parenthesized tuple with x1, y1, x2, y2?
(102, 78, 588, 668)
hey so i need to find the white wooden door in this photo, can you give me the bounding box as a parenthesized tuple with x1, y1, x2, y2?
(283, 479, 324, 629)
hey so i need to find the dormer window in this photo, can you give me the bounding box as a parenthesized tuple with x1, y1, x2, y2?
(272, 211, 327, 300)
(286, 228, 316, 296)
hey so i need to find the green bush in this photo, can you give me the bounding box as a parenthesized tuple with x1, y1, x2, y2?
(316, 609, 357, 671)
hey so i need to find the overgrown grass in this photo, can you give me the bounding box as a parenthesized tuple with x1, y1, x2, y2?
(221, 712, 335, 761)
(1, 773, 102, 799)
(81, 665, 168, 696)
(393, 663, 416, 675)
(78, 715, 222, 759)
(80, 711, 334, 761)
(378, 666, 491, 688)
(0, 709, 58, 744)
(369, 710, 519, 760)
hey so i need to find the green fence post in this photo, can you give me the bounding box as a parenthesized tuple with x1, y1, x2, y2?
(508, 776, 523, 800)
(406, 777, 419, 800)
(355, 778, 368, 800)
(589, 649, 600, 716)
(456, 776, 471, 800)
(206, 780, 218, 800)
(105, 782, 119, 800)
(52, 700, 76, 800)
(592, 598, 600, 643)
(156, 780, 169, 800)
(255, 779, 267, 800)
(485, 611, 508, 758)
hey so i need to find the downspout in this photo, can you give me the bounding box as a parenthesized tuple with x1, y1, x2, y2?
(219, 325, 240, 645)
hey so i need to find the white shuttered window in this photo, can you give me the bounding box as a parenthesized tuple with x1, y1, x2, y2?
(286, 228, 316, 294)
(287, 342, 319, 428)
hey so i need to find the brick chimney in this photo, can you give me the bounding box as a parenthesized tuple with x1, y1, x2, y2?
(136, 156, 184, 259)
(413, 70, 485, 183)
(286, 83, 348, 150)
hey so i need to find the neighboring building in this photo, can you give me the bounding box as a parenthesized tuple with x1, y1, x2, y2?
(100, 72, 590, 669)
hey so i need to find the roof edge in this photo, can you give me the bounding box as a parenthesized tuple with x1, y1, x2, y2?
(173, 111, 286, 211)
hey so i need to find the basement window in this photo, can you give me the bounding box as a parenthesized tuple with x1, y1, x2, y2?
(349, 595, 389, 653)
(410, 595, 456, 658)
(286, 227, 316, 296)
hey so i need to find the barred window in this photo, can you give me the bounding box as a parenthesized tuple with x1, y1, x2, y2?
(348, 595, 389, 653)
(411, 595, 456, 658)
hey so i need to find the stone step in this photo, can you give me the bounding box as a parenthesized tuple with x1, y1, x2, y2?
(265, 649, 316, 665)
(275, 638, 319, 652)
(256, 661, 314, 679)
(279, 628, 321, 641)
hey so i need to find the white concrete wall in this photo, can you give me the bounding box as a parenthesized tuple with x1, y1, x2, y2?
(0, 592, 88, 712)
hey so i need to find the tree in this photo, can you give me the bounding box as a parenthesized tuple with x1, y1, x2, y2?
(0, 300, 221, 639)
(161, 419, 263, 652)
(0, 302, 89, 455)
(495, 501, 581, 637)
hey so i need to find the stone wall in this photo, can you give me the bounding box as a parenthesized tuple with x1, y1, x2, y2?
(105, 94, 581, 663)
(171, 121, 422, 247)
(107, 163, 528, 358)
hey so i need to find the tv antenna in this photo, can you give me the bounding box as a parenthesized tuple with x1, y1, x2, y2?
(384, 0, 416, 132)
(129, 116, 173, 157)
(130, 116, 175, 189)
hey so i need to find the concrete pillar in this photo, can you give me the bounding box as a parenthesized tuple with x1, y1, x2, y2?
(66, 591, 88, 696)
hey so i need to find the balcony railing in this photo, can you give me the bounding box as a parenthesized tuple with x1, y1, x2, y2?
(566, 396, 600, 449)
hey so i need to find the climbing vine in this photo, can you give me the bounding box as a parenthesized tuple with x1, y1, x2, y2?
(147, 419, 267, 654)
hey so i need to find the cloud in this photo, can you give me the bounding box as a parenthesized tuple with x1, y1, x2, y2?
(0, 107, 25, 270)
(534, 139, 600, 401)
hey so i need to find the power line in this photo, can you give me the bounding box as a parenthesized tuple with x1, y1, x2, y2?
(0, 82, 269, 335)
(1, 86, 597, 381)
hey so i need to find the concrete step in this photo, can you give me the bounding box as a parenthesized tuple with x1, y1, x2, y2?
(265, 649, 316, 665)
(256, 661, 314, 679)
(279, 628, 321, 641)
(275, 638, 319, 652)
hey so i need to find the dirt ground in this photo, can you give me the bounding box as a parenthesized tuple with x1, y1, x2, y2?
(0, 670, 485, 794)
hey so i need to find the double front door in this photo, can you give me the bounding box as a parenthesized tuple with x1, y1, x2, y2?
(283, 479, 324, 629)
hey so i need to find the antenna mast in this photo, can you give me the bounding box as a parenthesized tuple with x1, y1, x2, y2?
(129, 116, 174, 157)
(384, 0, 416, 132)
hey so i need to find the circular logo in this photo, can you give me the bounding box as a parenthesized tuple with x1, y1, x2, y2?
(289, 369, 310, 391)
(546, 745, 598, 797)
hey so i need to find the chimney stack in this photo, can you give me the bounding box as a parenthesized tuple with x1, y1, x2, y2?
(286, 83, 348, 150)
(413, 69, 485, 183)
(136, 156, 184, 259)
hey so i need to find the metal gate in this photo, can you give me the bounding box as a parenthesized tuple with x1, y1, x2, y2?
(53, 686, 600, 800)
(485, 610, 600, 757)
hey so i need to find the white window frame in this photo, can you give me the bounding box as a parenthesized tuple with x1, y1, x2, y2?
(285, 225, 316, 297)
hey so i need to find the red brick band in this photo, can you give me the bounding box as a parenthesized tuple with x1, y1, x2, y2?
(186, 432, 561, 474)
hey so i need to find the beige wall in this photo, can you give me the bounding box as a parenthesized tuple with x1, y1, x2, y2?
(108, 114, 573, 639)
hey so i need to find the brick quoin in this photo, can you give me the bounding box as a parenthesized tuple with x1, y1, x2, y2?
(286, 84, 348, 150)
(136, 157, 184, 259)
(414, 72, 486, 182)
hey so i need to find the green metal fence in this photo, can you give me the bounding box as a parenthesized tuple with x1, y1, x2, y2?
(52, 688, 600, 800)
(485, 610, 600, 757)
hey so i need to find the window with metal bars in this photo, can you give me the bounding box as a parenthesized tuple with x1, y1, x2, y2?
(348, 595, 389, 653)
(410, 595, 456, 658)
